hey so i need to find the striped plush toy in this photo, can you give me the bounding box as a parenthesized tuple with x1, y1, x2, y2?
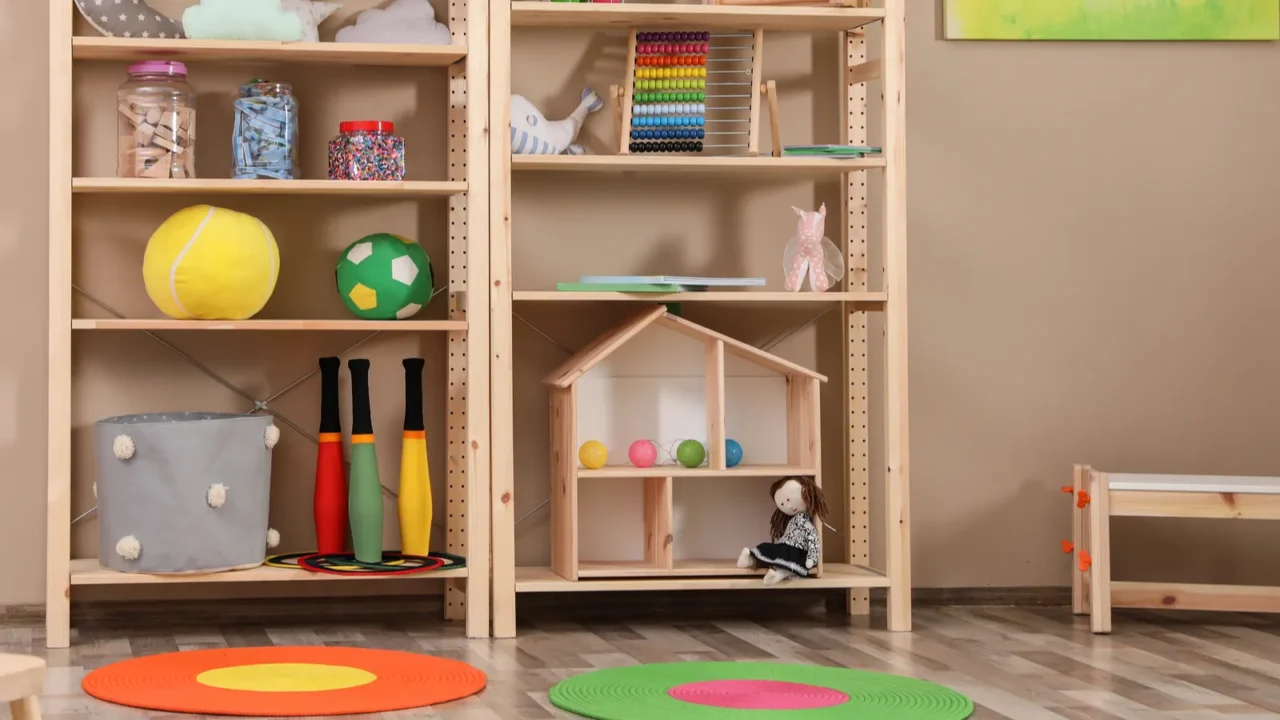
(511, 88, 602, 155)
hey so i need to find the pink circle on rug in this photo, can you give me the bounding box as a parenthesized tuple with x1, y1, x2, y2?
(668, 679, 850, 709)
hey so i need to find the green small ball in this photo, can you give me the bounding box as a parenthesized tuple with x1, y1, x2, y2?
(676, 440, 706, 468)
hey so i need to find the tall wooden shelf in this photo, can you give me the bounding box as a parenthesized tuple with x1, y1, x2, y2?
(488, 1, 910, 636)
(46, 2, 490, 647)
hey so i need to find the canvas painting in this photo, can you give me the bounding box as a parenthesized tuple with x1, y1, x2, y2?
(945, 0, 1280, 41)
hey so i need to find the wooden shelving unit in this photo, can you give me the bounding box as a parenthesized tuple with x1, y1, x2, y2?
(489, 1, 910, 637)
(47, 2, 490, 648)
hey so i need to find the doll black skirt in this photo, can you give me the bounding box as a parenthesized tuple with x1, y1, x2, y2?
(750, 542, 810, 577)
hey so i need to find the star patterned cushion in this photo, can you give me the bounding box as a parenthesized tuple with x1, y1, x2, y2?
(74, 0, 186, 39)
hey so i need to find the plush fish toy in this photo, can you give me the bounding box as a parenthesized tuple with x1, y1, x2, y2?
(511, 88, 603, 156)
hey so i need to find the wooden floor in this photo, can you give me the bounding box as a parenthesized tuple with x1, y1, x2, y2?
(5, 602, 1280, 719)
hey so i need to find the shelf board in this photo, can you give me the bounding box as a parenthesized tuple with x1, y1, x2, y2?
(72, 178, 466, 198)
(579, 559, 797, 578)
(578, 464, 814, 479)
(69, 559, 466, 585)
(510, 3, 885, 32)
(514, 290, 886, 308)
(72, 319, 467, 332)
(513, 154, 885, 177)
(72, 37, 466, 67)
(517, 563, 888, 592)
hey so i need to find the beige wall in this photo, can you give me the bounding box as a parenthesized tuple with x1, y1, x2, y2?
(4, 1, 1280, 606)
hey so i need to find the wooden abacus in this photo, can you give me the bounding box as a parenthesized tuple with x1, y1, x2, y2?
(613, 28, 781, 156)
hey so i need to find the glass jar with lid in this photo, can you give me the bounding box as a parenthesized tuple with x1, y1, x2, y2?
(328, 121, 406, 181)
(117, 61, 196, 179)
(233, 79, 299, 180)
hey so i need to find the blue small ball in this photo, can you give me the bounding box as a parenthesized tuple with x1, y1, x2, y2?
(725, 439, 744, 468)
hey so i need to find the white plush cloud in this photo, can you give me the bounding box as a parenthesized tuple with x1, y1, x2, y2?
(336, 0, 451, 45)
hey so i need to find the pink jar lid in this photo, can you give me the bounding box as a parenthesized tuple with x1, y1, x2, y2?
(128, 61, 188, 77)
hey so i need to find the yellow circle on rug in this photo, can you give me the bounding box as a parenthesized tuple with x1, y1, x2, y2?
(82, 646, 487, 716)
(197, 663, 376, 693)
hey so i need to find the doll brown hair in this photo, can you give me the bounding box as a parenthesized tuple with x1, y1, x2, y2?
(769, 475, 829, 541)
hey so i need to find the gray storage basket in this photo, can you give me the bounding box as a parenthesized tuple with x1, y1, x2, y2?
(95, 412, 277, 574)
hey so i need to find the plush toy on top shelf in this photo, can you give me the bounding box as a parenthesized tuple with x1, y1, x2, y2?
(737, 476, 829, 586)
(182, 0, 339, 42)
(511, 89, 603, 155)
(336, 0, 451, 45)
(74, 0, 185, 39)
(783, 204, 843, 292)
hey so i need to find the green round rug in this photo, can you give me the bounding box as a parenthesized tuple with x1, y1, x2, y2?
(549, 662, 973, 719)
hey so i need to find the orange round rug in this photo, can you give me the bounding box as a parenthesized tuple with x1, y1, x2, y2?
(82, 646, 486, 716)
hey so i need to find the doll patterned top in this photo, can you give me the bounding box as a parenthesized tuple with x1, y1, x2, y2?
(779, 513, 821, 569)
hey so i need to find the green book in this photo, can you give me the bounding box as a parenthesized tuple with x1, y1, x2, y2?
(783, 145, 882, 157)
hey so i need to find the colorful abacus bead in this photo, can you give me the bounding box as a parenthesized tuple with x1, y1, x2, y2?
(630, 30, 709, 154)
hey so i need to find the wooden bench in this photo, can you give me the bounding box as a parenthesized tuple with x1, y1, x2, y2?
(0, 653, 44, 720)
(1072, 465, 1280, 633)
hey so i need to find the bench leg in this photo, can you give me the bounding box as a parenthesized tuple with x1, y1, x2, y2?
(1072, 465, 1086, 615)
(10, 697, 42, 720)
(1088, 470, 1112, 634)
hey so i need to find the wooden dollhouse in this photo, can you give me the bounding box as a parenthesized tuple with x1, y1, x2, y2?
(541, 305, 826, 580)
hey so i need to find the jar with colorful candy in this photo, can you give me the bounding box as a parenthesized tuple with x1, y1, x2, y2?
(328, 121, 405, 181)
(233, 79, 298, 180)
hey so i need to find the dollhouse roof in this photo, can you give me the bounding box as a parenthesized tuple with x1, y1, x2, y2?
(542, 305, 827, 388)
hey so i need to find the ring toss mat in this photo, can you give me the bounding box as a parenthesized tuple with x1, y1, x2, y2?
(82, 646, 486, 716)
(549, 661, 973, 719)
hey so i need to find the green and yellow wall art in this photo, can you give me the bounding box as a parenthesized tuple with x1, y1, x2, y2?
(945, 0, 1280, 41)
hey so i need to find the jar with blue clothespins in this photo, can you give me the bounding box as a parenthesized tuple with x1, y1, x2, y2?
(233, 80, 299, 180)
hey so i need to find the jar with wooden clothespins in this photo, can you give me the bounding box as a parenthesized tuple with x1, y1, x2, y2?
(117, 61, 196, 179)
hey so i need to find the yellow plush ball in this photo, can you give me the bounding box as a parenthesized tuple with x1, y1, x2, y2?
(143, 205, 280, 320)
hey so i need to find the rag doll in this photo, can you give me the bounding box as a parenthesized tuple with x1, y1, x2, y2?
(737, 476, 828, 586)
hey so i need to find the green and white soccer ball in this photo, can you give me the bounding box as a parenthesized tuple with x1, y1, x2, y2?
(335, 233, 434, 320)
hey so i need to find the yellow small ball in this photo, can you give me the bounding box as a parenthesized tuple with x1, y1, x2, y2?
(579, 440, 608, 469)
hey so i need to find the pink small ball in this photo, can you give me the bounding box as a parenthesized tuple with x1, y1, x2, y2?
(629, 440, 658, 468)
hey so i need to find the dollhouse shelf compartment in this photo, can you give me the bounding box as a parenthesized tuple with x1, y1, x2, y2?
(72, 37, 467, 67)
(510, 3, 884, 32)
(71, 320, 468, 332)
(516, 564, 888, 592)
(512, 155, 885, 176)
(579, 465, 813, 479)
(69, 559, 467, 586)
(72, 179, 467, 197)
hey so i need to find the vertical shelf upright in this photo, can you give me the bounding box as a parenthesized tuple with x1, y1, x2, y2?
(46, 0, 490, 648)
(488, 0, 908, 636)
